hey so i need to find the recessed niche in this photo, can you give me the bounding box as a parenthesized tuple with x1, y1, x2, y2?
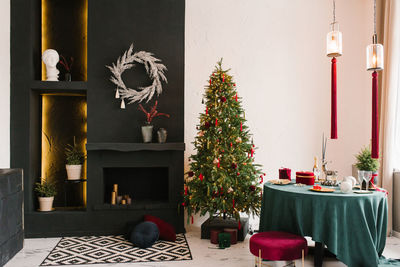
(41, 94, 87, 208)
(41, 0, 88, 81)
(103, 167, 169, 204)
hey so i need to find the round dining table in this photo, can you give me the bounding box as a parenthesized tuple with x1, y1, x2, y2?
(259, 182, 388, 267)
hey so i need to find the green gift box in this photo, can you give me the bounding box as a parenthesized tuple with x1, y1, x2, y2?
(218, 232, 231, 249)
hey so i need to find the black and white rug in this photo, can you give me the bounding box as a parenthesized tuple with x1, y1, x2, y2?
(40, 234, 192, 266)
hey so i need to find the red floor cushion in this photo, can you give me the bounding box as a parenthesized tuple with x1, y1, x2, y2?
(144, 214, 176, 242)
(249, 231, 308, 261)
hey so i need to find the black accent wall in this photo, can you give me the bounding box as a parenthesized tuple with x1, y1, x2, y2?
(88, 0, 184, 143)
(11, 0, 185, 237)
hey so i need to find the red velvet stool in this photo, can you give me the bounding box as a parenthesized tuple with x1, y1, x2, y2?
(249, 231, 308, 267)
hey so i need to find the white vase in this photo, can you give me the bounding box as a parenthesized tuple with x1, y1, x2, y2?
(141, 125, 153, 143)
(38, 196, 54, 211)
(66, 164, 82, 180)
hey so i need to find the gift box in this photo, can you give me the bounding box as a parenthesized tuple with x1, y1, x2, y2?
(223, 228, 238, 245)
(218, 232, 231, 248)
(279, 168, 291, 180)
(296, 171, 315, 185)
(210, 229, 221, 244)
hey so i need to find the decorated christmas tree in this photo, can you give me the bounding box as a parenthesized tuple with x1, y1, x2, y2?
(183, 60, 264, 225)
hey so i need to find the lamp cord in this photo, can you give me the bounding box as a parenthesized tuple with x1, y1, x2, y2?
(374, 0, 377, 35)
(333, 0, 336, 24)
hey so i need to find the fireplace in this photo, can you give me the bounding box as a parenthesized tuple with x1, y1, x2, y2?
(103, 167, 169, 204)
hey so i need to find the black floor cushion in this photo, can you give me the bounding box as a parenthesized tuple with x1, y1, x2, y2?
(130, 221, 159, 248)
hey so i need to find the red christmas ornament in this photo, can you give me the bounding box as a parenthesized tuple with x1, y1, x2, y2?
(260, 175, 263, 184)
(231, 163, 238, 169)
(240, 122, 243, 132)
(184, 186, 188, 195)
(234, 83, 236, 87)
(205, 122, 210, 129)
(237, 172, 240, 176)
(235, 93, 238, 102)
(215, 118, 218, 126)
(250, 185, 256, 191)
(188, 171, 194, 177)
(209, 79, 212, 86)
(230, 142, 233, 147)
(199, 173, 204, 181)
(250, 148, 254, 157)
(206, 106, 208, 115)
(232, 199, 235, 208)
(222, 74, 225, 82)
(217, 161, 220, 168)
(220, 96, 227, 102)
(182, 202, 186, 206)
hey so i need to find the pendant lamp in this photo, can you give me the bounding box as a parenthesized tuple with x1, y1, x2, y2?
(326, 0, 342, 139)
(367, 0, 384, 159)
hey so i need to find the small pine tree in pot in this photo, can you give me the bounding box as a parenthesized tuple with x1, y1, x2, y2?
(35, 180, 57, 211)
(355, 146, 380, 188)
(65, 137, 85, 180)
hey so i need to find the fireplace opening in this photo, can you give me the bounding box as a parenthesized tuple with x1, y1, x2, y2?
(103, 167, 169, 204)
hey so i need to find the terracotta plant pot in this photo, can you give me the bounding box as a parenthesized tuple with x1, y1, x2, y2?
(66, 164, 82, 180)
(38, 196, 54, 211)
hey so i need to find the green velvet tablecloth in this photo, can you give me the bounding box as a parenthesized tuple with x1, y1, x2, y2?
(259, 183, 388, 267)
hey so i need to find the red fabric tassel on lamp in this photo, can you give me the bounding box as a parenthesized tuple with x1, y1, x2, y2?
(371, 71, 379, 158)
(326, 0, 342, 139)
(331, 57, 338, 139)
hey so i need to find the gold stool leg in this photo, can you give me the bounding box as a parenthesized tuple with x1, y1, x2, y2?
(302, 249, 304, 267)
(259, 249, 262, 267)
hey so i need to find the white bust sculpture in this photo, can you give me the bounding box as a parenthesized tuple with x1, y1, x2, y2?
(42, 49, 60, 81)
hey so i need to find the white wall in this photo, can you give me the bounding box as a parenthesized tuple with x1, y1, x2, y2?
(185, 0, 373, 227)
(0, 0, 10, 168)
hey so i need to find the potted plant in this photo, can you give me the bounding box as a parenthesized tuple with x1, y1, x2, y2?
(355, 146, 380, 188)
(35, 180, 57, 211)
(59, 55, 74, 81)
(65, 138, 85, 180)
(138, 100, 170, 143)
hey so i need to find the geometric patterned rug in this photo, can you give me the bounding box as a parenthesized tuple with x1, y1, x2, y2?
(40, 234, 192, 266)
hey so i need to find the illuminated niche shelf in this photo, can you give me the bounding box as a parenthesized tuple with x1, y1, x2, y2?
(41, 0, 88, 81)
(41, 94, 87, 209)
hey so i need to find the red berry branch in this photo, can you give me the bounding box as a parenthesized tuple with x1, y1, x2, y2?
(59, 55, 74, 73)
(138, 100, 170, 124)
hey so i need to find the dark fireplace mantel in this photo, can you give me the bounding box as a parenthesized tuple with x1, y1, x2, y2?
(86, 143, 185, 152)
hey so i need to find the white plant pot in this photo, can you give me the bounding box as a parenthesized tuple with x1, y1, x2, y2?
(38, 196, 54, 211)
(66, 164, 82, 180)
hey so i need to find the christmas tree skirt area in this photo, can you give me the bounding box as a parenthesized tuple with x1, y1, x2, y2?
(201, 217, 249, 241)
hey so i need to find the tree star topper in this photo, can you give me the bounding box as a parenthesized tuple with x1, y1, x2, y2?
(106, 44, 168, 105)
